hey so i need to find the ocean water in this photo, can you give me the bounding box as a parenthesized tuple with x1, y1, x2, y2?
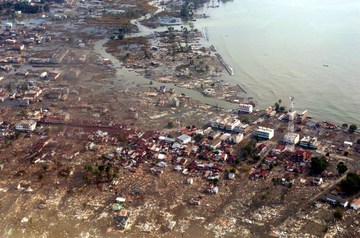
(196, 0, 360, 124)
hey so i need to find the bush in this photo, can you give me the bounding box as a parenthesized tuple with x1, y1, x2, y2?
(98, 164, 106, 172)
(194, 134, 204, 142)
(84, 163, 93, 172)
(333, 210, 343, 220)
(14, 2, 42, 14)
(337, 162, 348, 175)
(253, 155, 261, 161)
(340, 173, 360, 195)
(272, 178, 282, 186)
(349, 124, 357, 133)
(167, 121, 174, 128)
(118, 135, 126, 142)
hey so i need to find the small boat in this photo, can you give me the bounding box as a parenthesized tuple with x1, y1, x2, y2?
(323, 64, 328, 67)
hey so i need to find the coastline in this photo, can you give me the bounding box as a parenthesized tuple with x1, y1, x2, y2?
(0, 1, 359, 238)
(99, 0, 257, 110)
(98, 0, 356, 127)
(191, 0, 360, 126)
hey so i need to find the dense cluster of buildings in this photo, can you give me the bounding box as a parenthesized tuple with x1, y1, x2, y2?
(209, 116, 249, 134)
(0, 3, 359, 233)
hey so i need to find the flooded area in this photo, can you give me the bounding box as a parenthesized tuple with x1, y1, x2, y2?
(93, 38, 238, 110)
(1, 1, 360, 238)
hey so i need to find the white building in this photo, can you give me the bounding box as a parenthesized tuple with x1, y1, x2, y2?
(287, 111, 297, 121)
(176, 134, 192, 144)
(225, 119, 241, 131)
(253, 127, 274, 140)
(238, 103, 253, 113)
(283, 133, 300, 144)
(300, 136, 319, 149)
(344, 141, 353, 147)
(233, 123, 249, 134)
(209, 116, 242, 132)
(312, 177, 323, 186)
(15, 120, 37, 131)
(228, 133, 243, 144)
(5, 23, 13, 29)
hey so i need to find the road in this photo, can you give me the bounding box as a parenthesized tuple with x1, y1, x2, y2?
(308, 171, 349, 204)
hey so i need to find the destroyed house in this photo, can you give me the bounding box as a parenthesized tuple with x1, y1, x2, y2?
(273, 145, 286, 153)
(292, 149, 312, 162)
(264, 156, 276, 165)
(256, 143, 267, 154)
(115, 215, 129, 230)
(250, 170, 269, 180)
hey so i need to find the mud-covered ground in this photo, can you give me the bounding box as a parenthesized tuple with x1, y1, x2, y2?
(1, 0, 360, 238)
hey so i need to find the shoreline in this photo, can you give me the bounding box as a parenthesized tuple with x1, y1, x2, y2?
(99, 1, 257, 111)
(190, 0, 360, 126)
(93, 39, 239, 110)
(0, 1, 359, 238)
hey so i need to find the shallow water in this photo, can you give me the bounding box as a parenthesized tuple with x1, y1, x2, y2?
(195, 0, 360, 124)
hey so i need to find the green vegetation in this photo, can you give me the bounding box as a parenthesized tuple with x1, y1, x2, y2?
(349, 124, 357, 133)
(167, 121, 175, 128)
(337, 162, 348, 175)
(5, 83, 12, 92)
(340, 173, 360, 195)
(253, 155, 261, 161)
(194, 133, 204, 142)
(0, 2, 12, 11)
(83, 162, 118, 184)
(274, 99, 286, 112)
(180, 4, 191, 19)
(333, 209, 343, 220)
(14, 2, 46, 14)
(212, 178, 219, 186)
(242, 117, 250, 124)
(84, 163, 94, 172)
(310, 156, 328, 175)
(342, 123, 348, 129)
(272, 178, 282, 186)
(118, 33, 125, 40)
(241, 140, 256, 158)
(118, 135, 126, 143)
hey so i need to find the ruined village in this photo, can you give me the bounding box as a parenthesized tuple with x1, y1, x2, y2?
(0, 0, 360, 238)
